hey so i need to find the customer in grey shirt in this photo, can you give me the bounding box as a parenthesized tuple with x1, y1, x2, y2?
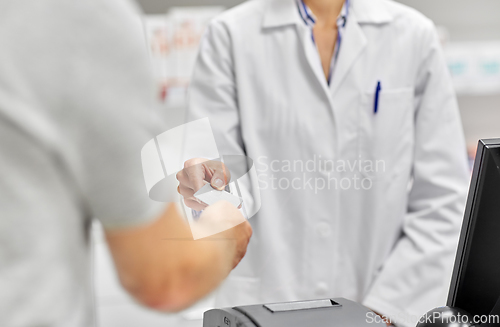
(0, 0, 252, 326)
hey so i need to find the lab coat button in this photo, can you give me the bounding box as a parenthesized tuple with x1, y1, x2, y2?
(315, 282, 328, 295)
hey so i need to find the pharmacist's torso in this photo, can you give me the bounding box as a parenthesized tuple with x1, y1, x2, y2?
(208, 0, 422, 307)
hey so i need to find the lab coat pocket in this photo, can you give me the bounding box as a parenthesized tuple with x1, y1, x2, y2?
(214, 276, 261, 308)
(358, 88, 414, 176)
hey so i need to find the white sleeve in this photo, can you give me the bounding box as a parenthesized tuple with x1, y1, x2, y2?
(362, 20, 470, 327)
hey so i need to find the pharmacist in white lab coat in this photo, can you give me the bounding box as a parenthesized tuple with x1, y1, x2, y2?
(180, 0, 470, 325)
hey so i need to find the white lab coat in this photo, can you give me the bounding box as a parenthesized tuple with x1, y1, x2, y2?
(187, 0, 470, 325)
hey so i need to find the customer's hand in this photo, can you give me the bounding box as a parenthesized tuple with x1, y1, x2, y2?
(176, 158, 231, 210)
(194, 200, 253, 269)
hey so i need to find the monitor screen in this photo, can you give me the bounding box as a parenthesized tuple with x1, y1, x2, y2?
(447, 139, 500, 316)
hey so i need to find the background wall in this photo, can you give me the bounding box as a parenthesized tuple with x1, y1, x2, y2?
(396, 0, 500, 42)
(138, 0, 500, 41)
(138, 0, 242, 12)
(137, 0, 500, 147)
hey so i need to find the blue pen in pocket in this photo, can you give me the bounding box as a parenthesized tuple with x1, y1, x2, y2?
(374, 81, 381, 114)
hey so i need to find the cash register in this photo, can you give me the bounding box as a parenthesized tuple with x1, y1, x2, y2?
(203, 297, 385, 327)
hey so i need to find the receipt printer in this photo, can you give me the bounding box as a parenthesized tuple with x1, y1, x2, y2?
(203, 297, 385, 327)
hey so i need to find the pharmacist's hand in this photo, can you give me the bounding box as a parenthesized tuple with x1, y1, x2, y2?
(194, 200, 253, 269)
(176, 158, 231, 211)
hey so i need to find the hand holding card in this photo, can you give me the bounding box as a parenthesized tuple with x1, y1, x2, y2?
(194, 183, 243, 208)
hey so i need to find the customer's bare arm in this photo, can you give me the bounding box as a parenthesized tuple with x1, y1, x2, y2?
(105, 201, 252, 312)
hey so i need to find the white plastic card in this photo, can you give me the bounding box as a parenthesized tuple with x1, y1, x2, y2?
(194, 183, 243, 208)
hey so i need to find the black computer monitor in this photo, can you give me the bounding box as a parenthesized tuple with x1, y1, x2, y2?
(447, 139, 500, 317)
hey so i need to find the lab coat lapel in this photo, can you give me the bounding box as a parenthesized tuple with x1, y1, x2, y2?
(264, 0, 333, 103)
(296, 24, 333, 100)
(329, 10, 367, 96)
(264, 0, 332, 101)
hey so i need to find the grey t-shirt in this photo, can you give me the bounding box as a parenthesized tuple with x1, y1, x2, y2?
(0, 0, 166, 325)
